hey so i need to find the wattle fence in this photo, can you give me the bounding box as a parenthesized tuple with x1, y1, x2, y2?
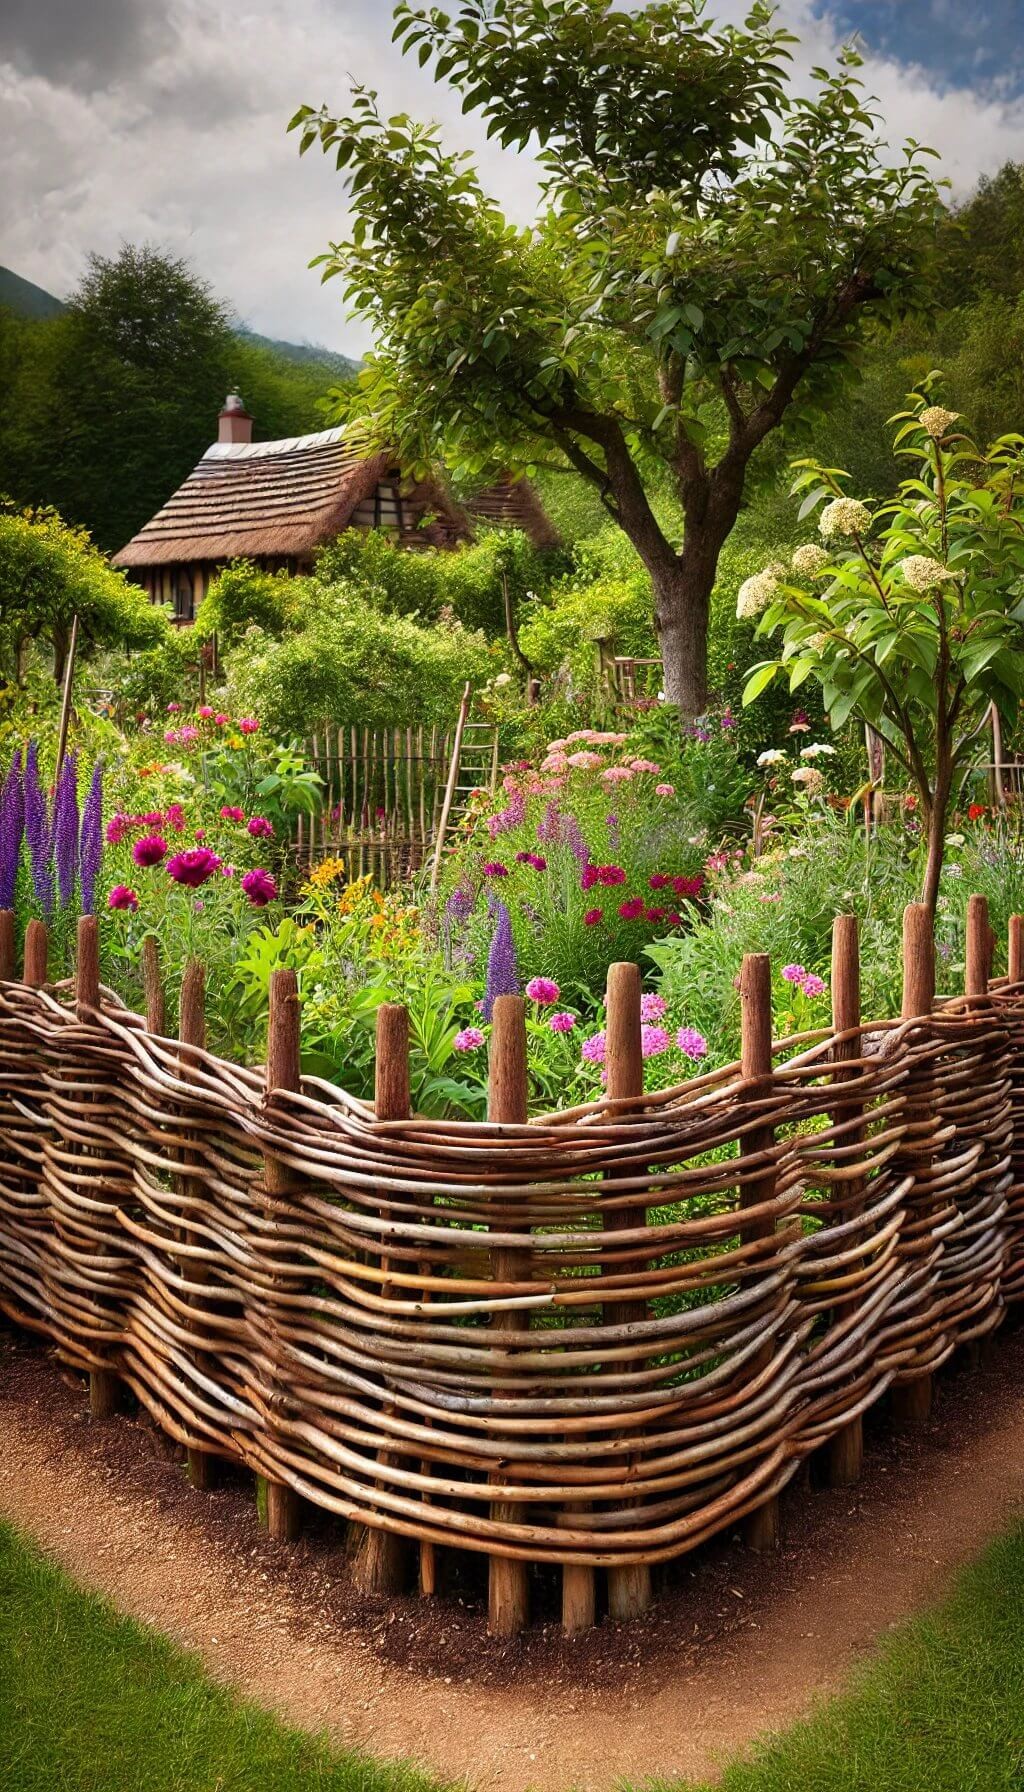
(0, 896, 1020, 1637)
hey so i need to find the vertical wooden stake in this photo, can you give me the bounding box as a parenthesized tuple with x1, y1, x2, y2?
(23, 918, 48, 988)
(892, 902, 935, 1425)
(965, 894, 990, 999)
(487, 993, 531, 1640)
(259, 968, 303, 1542)
(178, 960, 214, 1491)
(142, 935, 166, 1034)
(76, 916, 122, 1421)
(739, 952, 781, 1550)
(355, 1004, 413, 1596)
(0, 909, 14, 983)
(1009, 915, 1024, 986)
(602, 961, 652, 1623)
(54, 612, 80, 775)
(827, 915, 864, 1487)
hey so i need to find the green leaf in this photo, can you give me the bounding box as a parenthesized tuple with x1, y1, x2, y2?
(742, 662, 779, 705)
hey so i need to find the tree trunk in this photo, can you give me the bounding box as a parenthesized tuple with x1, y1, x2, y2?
(652, 557, 712, 719)
(921, 761, 953, 918)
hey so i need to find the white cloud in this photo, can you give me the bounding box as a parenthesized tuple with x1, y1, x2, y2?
(2, 0, 1023, 357)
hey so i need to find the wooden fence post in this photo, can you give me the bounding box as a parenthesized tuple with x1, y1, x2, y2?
(0, 909, 14, 982)
(1009, 915, 1024, 985)
(827, 914, 864, 1487)
(258, 967, 304, 1542)
(23, 918, 48, 988)
(354, 1002, 413, 1596)
(142, 935, 166, 1034)
(603, 960, 652, 1622)
(487, 992, 530, 1639)
(965, 894, 991, 998)
(892, 901, 935, 1425)
(77, 915, 122, 1421)
(739, 951, 780, 1549)
(178, 959, 213, 1491)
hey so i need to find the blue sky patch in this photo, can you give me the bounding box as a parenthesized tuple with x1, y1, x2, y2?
(817, 1, 1024, 96)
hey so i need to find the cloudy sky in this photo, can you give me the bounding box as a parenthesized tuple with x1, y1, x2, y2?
(2, 0, 1024, 358)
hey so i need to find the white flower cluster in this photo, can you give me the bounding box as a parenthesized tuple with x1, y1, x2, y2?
(820, 497, 871, 540)
(800, 742, 836, 759)
(918, 405, 959, 441)
(808, 631, 830, 653)
(791, 765, 824, 790)
(900, 554, 956, 593)
(757, 748, 786, 767)
(791, 543, 831, 577)
(736, 563, 785, 620)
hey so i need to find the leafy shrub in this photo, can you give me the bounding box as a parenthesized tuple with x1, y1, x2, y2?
(196, 560, 296, 647)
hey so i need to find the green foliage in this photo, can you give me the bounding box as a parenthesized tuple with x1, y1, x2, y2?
(0, 505, 167, 684)
(226, 588, 494, 736)
(314, 524, 564, 636)
(95, 628, 206, 721)
(196, 560, 296, 647)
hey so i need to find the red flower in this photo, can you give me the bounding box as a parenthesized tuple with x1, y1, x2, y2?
(644, 906, 666, 922)
(241, 868, 277, 907)
(968, 803, 988, 821)
(672, 874, 705, 899)
(648, 873, 670, 890)
(583, 907, 603, 926)
(618, 897, 645, 920)
(166, 848, 222, 888)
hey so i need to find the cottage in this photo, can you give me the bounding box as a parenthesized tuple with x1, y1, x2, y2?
(113, 395, 558, 622)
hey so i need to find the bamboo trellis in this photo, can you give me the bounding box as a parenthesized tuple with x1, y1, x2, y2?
(0, 896, 1021, 1638)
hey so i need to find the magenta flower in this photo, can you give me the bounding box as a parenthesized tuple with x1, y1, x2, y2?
(676, 1026, 708, 1061)
(238, 717, 260, 735)
(453, 1026, 486, 1051)
(165, 804, 186, 832)
(247, 815, 274, 839)
(214, 713, 230, 726)
(640, 993, 667, 1021)
(166, 848, 222, 888)
(166, 702, 181, 714)
(164, 729, 179, 745)
(139, 810, 163, 827)
(596, 865, 626, 886)
(515, 850, 546, 870)
(482, 861, 509, 878)
(581, 864, 600, 892)
(549, 1011, 576, 1033)
(581, 1031, 607, 1065)
(525, 976, 560, 1005)
(583, 907, 603, 926)
(781, 964, 806, 984)
(105, 812, 131, 846)
(672, 874, 705, 898)
(800, 972, 826, 999)
(132, 833, 167, 868)
(220, 806, 245, 823)
(618, 897, 645, 920)
(108, 884, 138, 912)
(640, 1024, 671, 1058)
(648, 874, 671, 891)
(241, 867, 277, 907)
(644, 906, 666, 923)
(198, 706, 214, 719)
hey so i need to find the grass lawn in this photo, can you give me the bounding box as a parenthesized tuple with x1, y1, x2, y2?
(4, 1515, 1024, 1792)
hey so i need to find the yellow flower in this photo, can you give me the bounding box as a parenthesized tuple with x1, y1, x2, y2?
(306, 856, 347, 891)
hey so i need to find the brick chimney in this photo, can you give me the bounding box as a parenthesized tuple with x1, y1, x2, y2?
(218, 393, 253, 445)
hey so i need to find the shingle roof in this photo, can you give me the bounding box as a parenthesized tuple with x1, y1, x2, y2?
(113, 429, 557, 568)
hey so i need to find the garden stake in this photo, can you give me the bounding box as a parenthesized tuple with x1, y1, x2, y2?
(965, 894, 991, 999)
(142, 936, 165, 1035)
(77, 916, 122, 1421)
(892, 903, 937, 1425)
(739, 952, 781, 1550)
(487, 992, 531, 1639)
(827, 914, 864, 1488)
(354, 1002, 414, 1597)
(258, 968, 304, 1542)
(179, 959, 214, 1492)
(1010, 915, 1024, 985)
(603, 960, 652, 1621)
(23, 918, 47, 988)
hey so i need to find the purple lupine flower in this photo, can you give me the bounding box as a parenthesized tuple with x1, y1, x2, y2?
(605, 812, 620, 852)
(0, 749, 24, 911)
(483, 896, 518, 1020)
(23, 742, 53, 915)
(536, 800, 589, 868)
(52, 752, 80, 910)
(487, 786, 526, 839)
(79, 761, 103, 915)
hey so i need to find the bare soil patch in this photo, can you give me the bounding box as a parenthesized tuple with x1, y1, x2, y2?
(3, 1324, 1024, 1791)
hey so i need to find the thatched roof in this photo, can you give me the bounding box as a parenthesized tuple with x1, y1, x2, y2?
(113, 427, 470, 569)
(465, 476, 561, 550)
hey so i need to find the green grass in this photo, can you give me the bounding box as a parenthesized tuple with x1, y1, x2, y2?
(5, 1513, 1024, 1792)
(0, 1519, 452, 1792)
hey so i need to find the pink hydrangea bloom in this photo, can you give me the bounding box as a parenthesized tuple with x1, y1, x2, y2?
(549, 1011, 576, 1033)
(453, 1026, 485, 1051)
(525, 976, 560, 1005)
(107, 884, 138, 912)
(640, 993, 667, 1021)
(676, 1026, 708, 1061)
(581, 1031, 607, 1064)
(565, 750, 604, 769)
(241, 867, 277, 907)
(629, 758, 661, 774)
(600, 766, 634, 783)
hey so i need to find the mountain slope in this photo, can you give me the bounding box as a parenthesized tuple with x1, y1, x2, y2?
(0, 266, 65, 319)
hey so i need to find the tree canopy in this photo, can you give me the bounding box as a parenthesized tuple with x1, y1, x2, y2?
(294, 0, 943, 716)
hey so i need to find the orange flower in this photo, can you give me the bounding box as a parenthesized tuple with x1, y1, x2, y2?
(968, 803, 988, 821)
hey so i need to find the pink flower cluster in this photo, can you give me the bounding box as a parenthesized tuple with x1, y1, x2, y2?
(781, 964, 827, 999)
(106, 805, 186, 846)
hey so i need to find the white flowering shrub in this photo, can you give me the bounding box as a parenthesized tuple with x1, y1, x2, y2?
(742, 387, 1024, 910)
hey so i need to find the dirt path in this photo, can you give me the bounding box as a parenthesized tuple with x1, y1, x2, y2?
(4, 1329, 1024, 1792)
